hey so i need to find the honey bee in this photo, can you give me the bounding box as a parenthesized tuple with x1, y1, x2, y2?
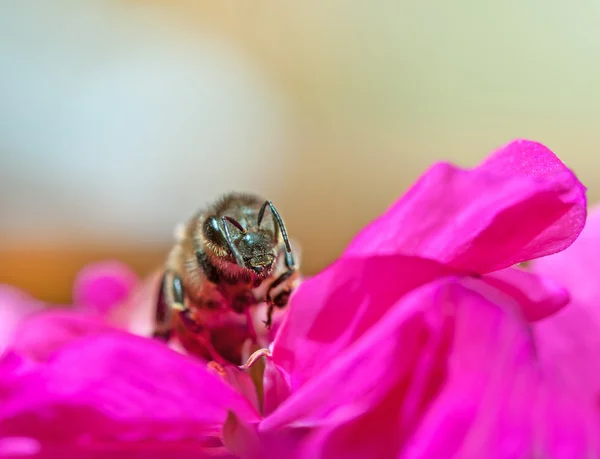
(152, 192, 300, 366)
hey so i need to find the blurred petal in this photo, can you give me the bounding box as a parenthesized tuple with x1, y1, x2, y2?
(0, 440, 236, 459)
(222, 411, 260, 459)
(472, 267, 569, 321)
(0, 436, 41, 458)
(343, 139, 586, 273)
(221, 364, 260, 414)
(107, 269, 162, 336)
(531, 205, 600, 404)
(73, 261, 139, 316)
(0, 332, 260, 453)
(0, 286, 44, 355)
(10, 310, 118, 362)
(271, 255, 460, 388)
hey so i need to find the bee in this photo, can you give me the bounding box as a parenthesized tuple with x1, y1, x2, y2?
(152, 192, 300, 366)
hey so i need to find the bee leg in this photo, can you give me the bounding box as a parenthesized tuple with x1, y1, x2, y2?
(152, 271, 186, 341)
(152, 272, 172, 341)
(170, 271, 186, 312)
(264, 301, 275, 329)
(264, 269, 296, 328)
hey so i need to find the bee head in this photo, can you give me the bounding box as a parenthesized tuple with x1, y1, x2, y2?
(201, 199, 294, 279)
(202, 216, 277, 278)
(237, 231, 277, 276)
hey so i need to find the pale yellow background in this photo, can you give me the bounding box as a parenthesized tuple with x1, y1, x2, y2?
(1, 1, 598, 301)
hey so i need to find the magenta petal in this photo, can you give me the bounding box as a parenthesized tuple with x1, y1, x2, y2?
(0, 332, 259, 451)
(263, 358, 292, 418)
(0, 286, 44, 355)
(263, 279, 459, 435)
(343, 140, 586, 273)
(399, 278, 593, 458)
(280, 279, 598, 458)
(221, 365, 260, 413)
(478, 139, 583, 195)
(531, 205, 600, 403)
(0, 436, 41, 458)
(10, 310, 118, 362)
(108, 270, 163, 336)
(272, 255, 460, 388)
(222, 411, 261, 459)
(73, 261, 139, 316)
(406, 362, 600, 458)
(469, 267, 569, 321)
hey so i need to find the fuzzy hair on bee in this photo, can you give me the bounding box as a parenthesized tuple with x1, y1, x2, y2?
(152, 192, 300, 366)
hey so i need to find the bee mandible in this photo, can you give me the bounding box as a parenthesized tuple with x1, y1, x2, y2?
(152, 192, 300, 366)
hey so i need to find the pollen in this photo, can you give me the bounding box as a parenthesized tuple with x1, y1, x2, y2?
(206, 361, 227, 379)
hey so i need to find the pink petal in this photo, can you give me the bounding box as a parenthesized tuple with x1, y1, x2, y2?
(343, 139, 586, 274)
(0, 440, 236, 459)
(478, 139, 583, 194)
(107, 270, 163, 336)
(405, 360, 600, 458)
(0, 286, 44, 356)
(221, 364, 261, 414)
(466, 266, 569, 321)
(274, 279, 598, 458)
(262, 358, 292, 418)
(73, 260, 139, 316)
(0, 331, 259, 454)
(221, 411, 261, 459)
(9, 309, 120, 362)
(262, 279, 458, 434)
(0, 436, 41, 458)
(271, 255, 460, 389)
(531, 204, 600, 404)
(400, 279, 598, 458)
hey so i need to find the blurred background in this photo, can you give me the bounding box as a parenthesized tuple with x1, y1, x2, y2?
(1, 1, 599, 303)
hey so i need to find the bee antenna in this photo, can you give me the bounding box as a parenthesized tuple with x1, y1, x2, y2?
(223, 216, 246, 233)
(220, 217, 245, 268)
(258, 201, 294, 263)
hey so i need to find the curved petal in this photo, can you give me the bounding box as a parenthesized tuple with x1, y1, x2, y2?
(73, 261, 140, 316)
(263, 279, 459, 434)
(271, 255, 460, 388)
(404, 359, 600, 459)
(0, 331, 260, 454)
(468, 266, 569, 321)
(531, 204, 600, 404)
(0, 285, 44, 356)
(268, 279, 598, 459)
(343, 139, 586, 274)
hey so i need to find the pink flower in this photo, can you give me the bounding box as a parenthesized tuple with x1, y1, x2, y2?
(0, 139, 597, 458)
(5, 261, 163, 362)
(343, 138, 586, 320)
(0, 286, 44, 356)
(529, 204, 600, 406)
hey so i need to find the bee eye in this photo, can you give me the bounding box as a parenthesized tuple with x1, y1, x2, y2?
(203, 217, 228, 248)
